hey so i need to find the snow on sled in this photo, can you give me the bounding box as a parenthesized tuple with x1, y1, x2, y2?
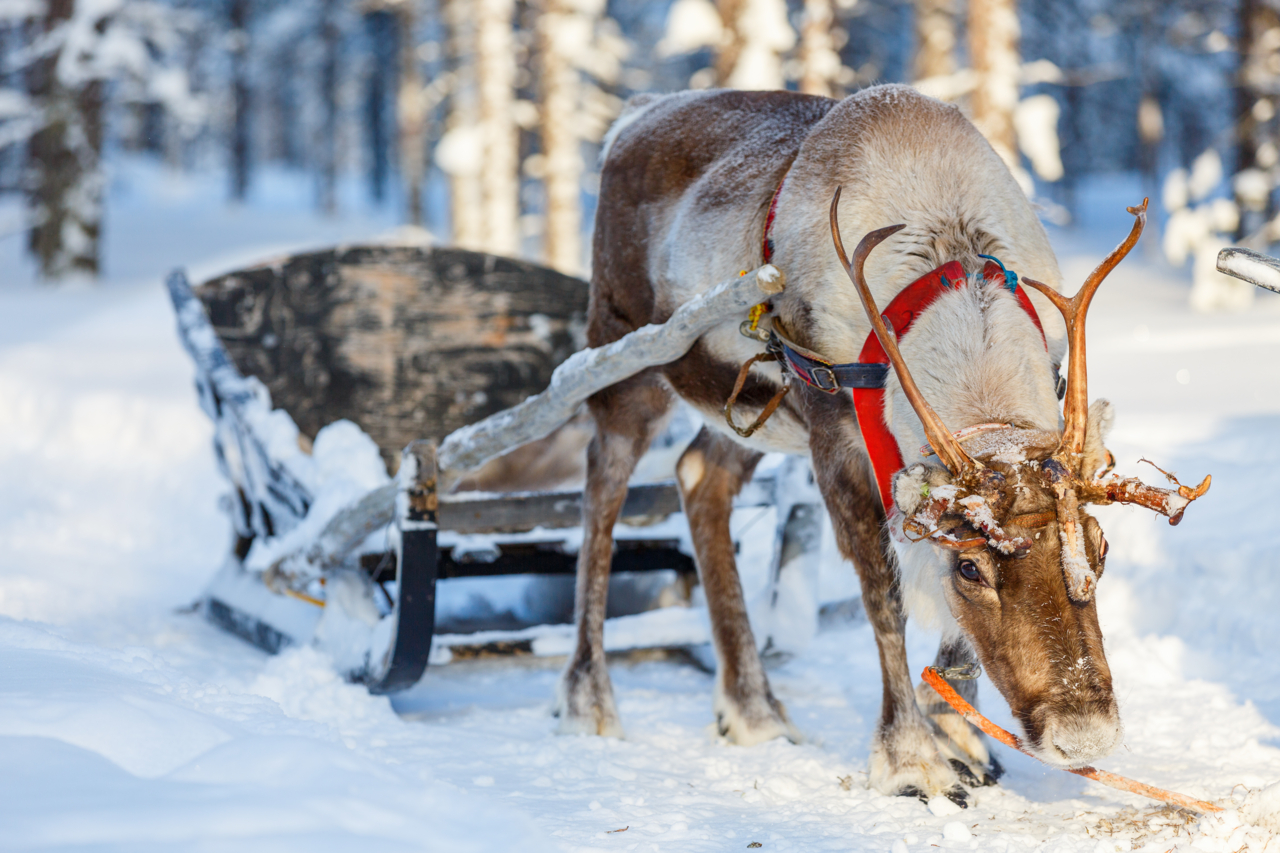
(168, 246, 823, 694)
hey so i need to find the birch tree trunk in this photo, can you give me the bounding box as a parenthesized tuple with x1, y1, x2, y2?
(538, 0, 582, 274)
(318, 0, 340, 216)
(968, 0, 1020, 171)
(798, 0, 839, 97)
(913, 0, 957, 83)
(715, 0, 794, 91)
(229, 0, 251, 201)
(1235, 0, 1280, 241)
(395, 0, 425, 226)
(26, 0, 104, 279)
(714, 0, 745, 87)
(443, 0, 482, 248)
(364, 10, 394, 204)
(476, 0, 518, 256)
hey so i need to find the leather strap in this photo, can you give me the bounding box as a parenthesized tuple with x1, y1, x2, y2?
(775, 332, 889, 391)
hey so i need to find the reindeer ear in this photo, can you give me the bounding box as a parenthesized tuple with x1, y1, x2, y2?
(1082, 399, 1115, 478)
(893, 463, 952, 517)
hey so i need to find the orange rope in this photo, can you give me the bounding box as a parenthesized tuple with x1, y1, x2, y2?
(921, 667, 1222, 814)
(281, 587, 325, 608)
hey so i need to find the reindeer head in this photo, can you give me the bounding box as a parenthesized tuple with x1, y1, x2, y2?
(830, 191, 1210, 768)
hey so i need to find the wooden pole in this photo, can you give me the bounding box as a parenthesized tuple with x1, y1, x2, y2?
(1217, 246, 1280, 294)
(438, 264, 784, 477)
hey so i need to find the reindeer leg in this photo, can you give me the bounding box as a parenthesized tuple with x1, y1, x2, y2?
(676, 427, 800, 746)
(555, 376, 672, 738)
(916, 638, 1003, 788)
(808, 412, 968, 806)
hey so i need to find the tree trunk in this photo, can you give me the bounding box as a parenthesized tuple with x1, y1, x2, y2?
(913, 0, 957, 83)
(318, 0, 340, 216)
(476, 0, 518, 255)
(968, 0, 1020, 171)
(26, 0, 104, 280)
(396, 1, 425, 226)
(798, 0, 839, 97)
(364, 10, 393, 204)
(229, 0, 251, 201)
(715, 0, 794, 91)
(715, 0, 745, 86)
(538, 0, 582, 274)
(1235, 0, 1280, 241)
(444, 0, 483, 248)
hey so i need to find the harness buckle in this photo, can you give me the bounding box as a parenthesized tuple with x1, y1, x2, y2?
(810, 366, 840, 393)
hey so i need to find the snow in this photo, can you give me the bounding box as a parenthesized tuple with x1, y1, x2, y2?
(2, 168, 1280, 849)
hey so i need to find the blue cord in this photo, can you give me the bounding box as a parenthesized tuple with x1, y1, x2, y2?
(978, 254, 1019, 294)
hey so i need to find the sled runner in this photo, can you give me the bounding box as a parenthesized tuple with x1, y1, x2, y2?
(168, 246, 823, 694)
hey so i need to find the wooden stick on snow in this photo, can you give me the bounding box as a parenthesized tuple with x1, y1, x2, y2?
(921, 667, 1222, 814)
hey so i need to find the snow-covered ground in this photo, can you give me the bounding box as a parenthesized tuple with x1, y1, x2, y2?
(2, 165, 1280, 851)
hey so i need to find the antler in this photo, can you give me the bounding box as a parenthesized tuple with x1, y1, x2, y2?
(830, 188, 976, 477)
(1024, 200, 1210, 532)
(1022, 199, 1148, 469)
(1076, 466, 1211, 526)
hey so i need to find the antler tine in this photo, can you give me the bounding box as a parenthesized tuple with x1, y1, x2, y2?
(1022, 198, 1148, 466)
(830, 187, 974, 476)
(1077, 472, 1211, 526)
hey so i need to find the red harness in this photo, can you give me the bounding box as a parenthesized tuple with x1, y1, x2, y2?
(850, 260, 1047, 512)
(760, 178, 1051, 513)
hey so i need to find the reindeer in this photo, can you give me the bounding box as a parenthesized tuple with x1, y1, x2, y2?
(555, 84, 1208, 805)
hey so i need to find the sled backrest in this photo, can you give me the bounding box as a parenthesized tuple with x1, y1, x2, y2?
(195, 245, 590, 472)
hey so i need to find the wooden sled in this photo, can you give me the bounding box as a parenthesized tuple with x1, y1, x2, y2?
(168, 246, 821, 694)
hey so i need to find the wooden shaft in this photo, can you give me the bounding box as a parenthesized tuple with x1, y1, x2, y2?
(921, 667, 1222, 814)
(1217, 246, 1280, 294)
(437, 264, 785, 477)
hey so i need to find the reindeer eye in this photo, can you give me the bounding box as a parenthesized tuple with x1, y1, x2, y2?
(957, 560, 982, 582)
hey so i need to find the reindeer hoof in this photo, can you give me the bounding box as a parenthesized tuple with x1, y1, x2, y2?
(897, 786, 929, 805)
(949, 759, 982, 787)
(555, 664, 624, 738)
(713, 679, 802, 746)
(949, 755, 1003, 789)
(868, 725, 966, 800)
(896, 784, 970, 809)
(982, 754, 1004, 786)
(714, 706, 800, 746)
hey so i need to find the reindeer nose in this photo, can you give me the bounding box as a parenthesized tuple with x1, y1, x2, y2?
(1043, 709, 1122, 766)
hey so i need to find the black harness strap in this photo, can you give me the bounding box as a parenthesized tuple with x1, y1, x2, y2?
(772, 328, 889, 392)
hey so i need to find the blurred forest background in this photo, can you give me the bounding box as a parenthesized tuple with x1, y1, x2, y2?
(0, 0, 1273, 309)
